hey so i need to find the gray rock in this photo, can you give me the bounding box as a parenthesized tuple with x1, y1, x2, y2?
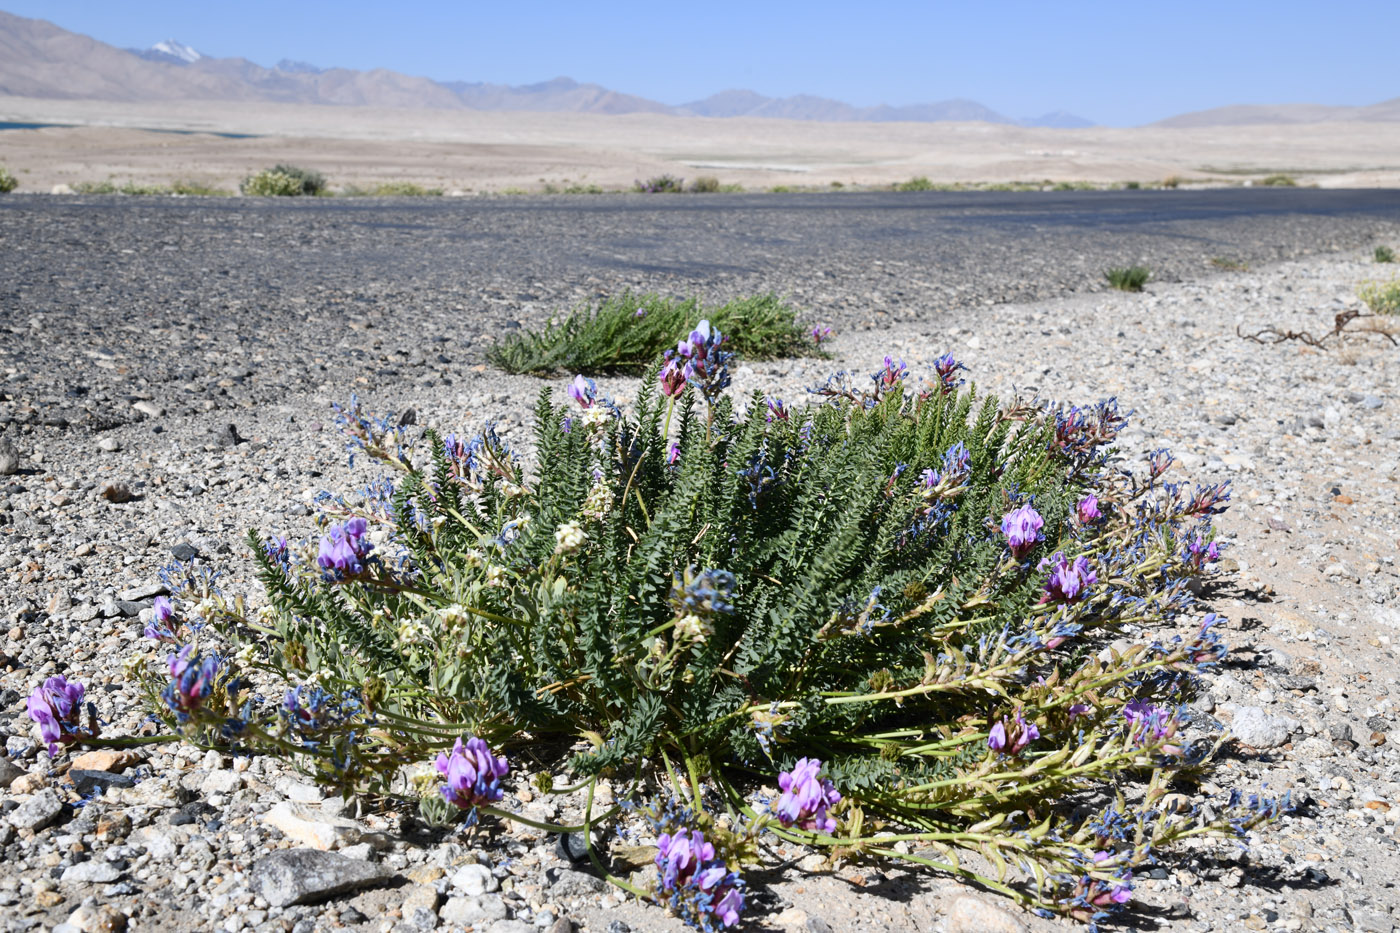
(945, 895, 1027, 933)
(249, 848, 392, 907)
(69, 769, 137, 797)
(441, 894, 509, 927)
(0, 757, 25, 789)
(1231, 706, 1298, 748)
(488, 922, 534, 933)
(554, 831, 594, 862)
(60, 860, 123, 883)
(117, 582, 167, 601)
(170, 542, 200, 561)
(548, 869, 605, 898)
(7, 788, 64, 832)
(0, 437, 19, 475)
(451, 862, 499, 896)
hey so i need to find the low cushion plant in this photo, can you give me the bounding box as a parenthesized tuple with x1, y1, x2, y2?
(34, 320, 1282, 930)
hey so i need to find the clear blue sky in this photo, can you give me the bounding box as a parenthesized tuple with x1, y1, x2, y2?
(6, 1, 1396, 125)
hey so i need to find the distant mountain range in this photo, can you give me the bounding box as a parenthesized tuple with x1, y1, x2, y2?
(3, 10, 1396, 128)
(0, 10, 1095, 125)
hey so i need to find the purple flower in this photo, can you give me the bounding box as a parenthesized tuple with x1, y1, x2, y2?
(163, 645, 220, 717)
(655, 829, 745, 929)
(659, 359, 688, 398)
(435, 736, 509, 810)
(932, 352, 965, 393)
(1123, 700, 1179, 753)
(811, 325, 833, 345)
(1076, 495, 1101, 524)
(873, 355, 907, 391)
(765, 397, 790, 422)
(317, 517, 373, 576)
(988, 710, 1039, 755)
(27, 675, 87, 755)
(1038, 552, 1097, 603)
(1183, 533, 1221, 570)
(145, 596, 178, 642)
(567, 375, 597, 408)
(1000, 504, 1044, 559)
(667, 441, 681, 466)
(774, 757, 841, 834)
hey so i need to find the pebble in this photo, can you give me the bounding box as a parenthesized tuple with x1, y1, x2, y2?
(248, 848, 392, 907)
(1230, 706, 1298, 748)
(7, 788, 64, 832)
(442, 894, 510, 927)
(64, 904, 128, 933)
(452, 862, 500, 896)
(0, 437, 18, 475)
(944, 895, 1027, 933)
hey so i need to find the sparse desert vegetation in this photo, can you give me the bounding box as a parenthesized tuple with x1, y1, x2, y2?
(240, 163, 327, 197)
(0, 165, 17, 193)
(1358, 277, 1400, 314)
(1106, 265, 1152, 291)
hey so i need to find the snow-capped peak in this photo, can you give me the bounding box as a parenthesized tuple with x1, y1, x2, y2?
(149, 39, 203, 64)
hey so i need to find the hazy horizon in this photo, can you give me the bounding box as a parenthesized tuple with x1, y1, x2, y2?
(2, 0, 1397, 126)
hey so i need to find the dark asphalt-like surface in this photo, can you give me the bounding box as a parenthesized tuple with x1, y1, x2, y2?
(1, 188, 1398, 433)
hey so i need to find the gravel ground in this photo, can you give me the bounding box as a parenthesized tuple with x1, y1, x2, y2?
(0, 195, 1399, 933)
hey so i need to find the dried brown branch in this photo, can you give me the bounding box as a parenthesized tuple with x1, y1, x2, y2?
(1237, 310, 1398, 349)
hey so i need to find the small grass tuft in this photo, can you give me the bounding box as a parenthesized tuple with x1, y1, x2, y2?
(1210, 257, 1248, 272)
(688, 176, 720, 193)
(1259, 174, 1297, 187)
(1160, 175, 1181, 189)
(563, 183, 605, 194)
(170, 180, 232, 196)
(342, 182, 443, 197)
(1374, 246, 1395, 264)
(1124, 181, 1141, 190)
(488, 292, 822, 375)
(0, 166, 17, 193)
(1358, 278, 1400, 315)
(634, 175, 685, 193)
(1106, 266, 1151, 292)
(896, 176, 935, 191)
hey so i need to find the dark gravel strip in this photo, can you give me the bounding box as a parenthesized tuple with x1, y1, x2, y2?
(1, 189, 1398, 436)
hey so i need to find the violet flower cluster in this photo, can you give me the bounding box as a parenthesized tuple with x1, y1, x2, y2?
(163, 645, 222, 720)
(26, 675, 91, 755)
(318, 517, 373, 577)
(1039, 552, 1098, 603)
(655, 829, 745, 930)
(436, 736, 509, 811)
(1001, 503, 1045, 559)
(988, 710, 1040, 756)
(660, 320, 732, 401)
(774, 757, 841, 834)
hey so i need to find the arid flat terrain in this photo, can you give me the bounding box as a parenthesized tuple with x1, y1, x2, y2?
(3, 96, 1400, 193)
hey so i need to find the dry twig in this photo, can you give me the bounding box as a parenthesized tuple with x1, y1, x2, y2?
(1237, 310, 1398, 349)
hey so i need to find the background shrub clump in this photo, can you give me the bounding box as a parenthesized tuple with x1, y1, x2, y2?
(488, 292, 821, 375)
(241, 164, 327, 197)
(0, 166, 17, 193)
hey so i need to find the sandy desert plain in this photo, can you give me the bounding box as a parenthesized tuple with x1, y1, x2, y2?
(3, 98, 1400, 933)
(4, 96, 1400, 191)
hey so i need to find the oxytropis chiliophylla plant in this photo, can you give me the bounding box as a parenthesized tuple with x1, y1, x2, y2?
(36, 319, 1286, 930)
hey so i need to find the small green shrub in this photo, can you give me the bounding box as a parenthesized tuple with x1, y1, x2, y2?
(1259, 174, 1297, 187)
(634, 175, 685, 193)
(768, 185, 794, 193)
(72, 180, 119, 194)
(117, 345, 1278, 928)
(370, 182, 443, 197)
(0, 166, 17, 193)
(1124, 181, 1141, 190)
(1374, 246, 1395, 264)
(1160, 175, 1181, 189)
(688, 176, 720, 193)
(896, 176, 935, 192)
(1106, 266, 1151, 292)
(1210, 257, 1248, 272)
(119, 181, 171, 195)
(1358, 278, 1400, 314)
(241, 164, 326, 197)
(489, 293, 820, 375)
(719, 183, 745, 193)
(563, 184, 605, 194)
(829, 180, 844, 189)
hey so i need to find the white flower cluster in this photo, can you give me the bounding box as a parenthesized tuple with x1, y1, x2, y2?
(554, 521, 587, 555)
